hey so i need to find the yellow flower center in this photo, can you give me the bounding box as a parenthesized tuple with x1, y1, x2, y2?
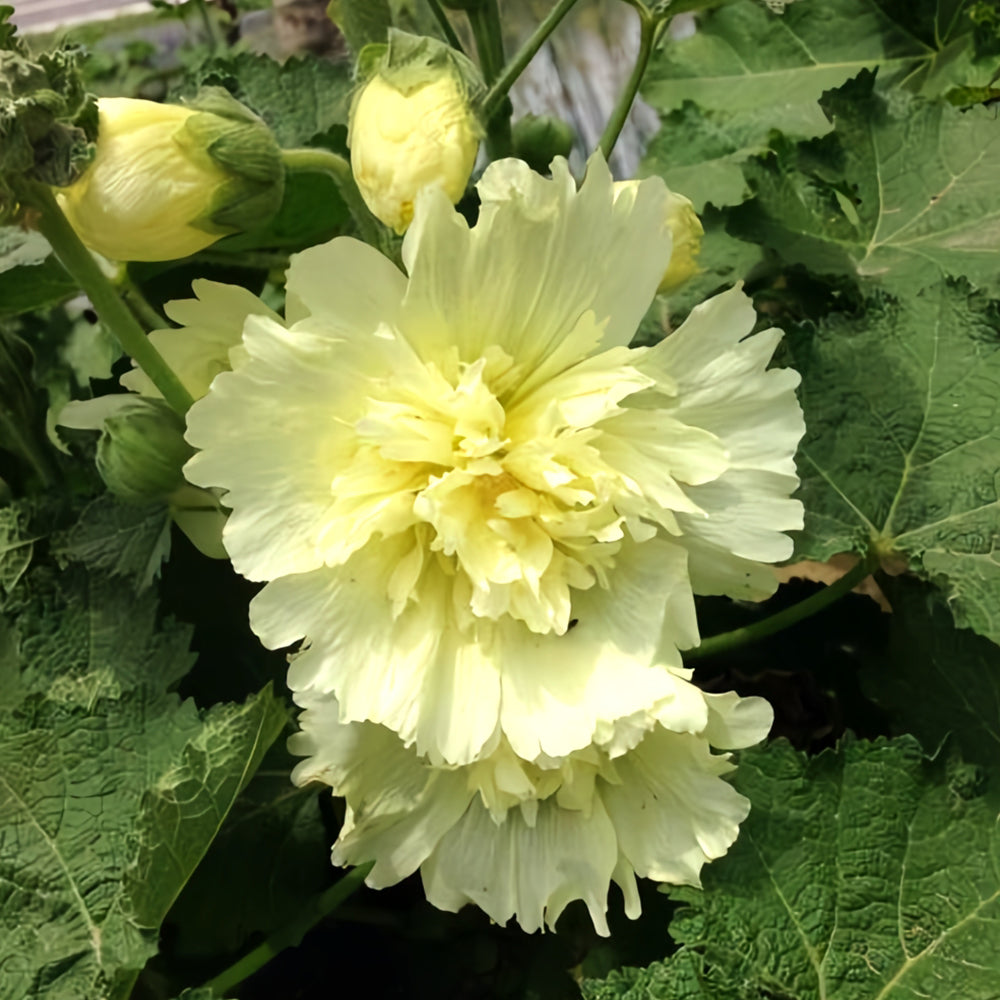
(343, 342, 654, 635)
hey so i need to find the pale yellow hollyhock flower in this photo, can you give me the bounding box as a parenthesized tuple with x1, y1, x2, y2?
(184, 154, 804, 768)
(290, 681, 773, 934)
(614, 180, 704, 292)
(58, 96, 283, 261)
(349, 73, 479, 234)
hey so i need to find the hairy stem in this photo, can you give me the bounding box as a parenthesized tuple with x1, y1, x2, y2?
(684, 556, 876, 662)
(480, 0, 582, 120)
(597, 5, 660, 161)
(281, 147, 388, 252)
(201, 862, 375, 997)
(468, 1, 514, 158)
(29, 184, 194, 414)
(426, 0, 466, 52)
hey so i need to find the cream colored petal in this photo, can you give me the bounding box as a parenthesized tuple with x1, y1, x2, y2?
(601, 728, 750, 886)
(250, 540, 502, 766)
(284, 236, 407, 327)
(290, 696, 473, 887)
(702, 690, 774, 749)
(399, 156, 671, 374)
(677, 535, 780, 603)
(677, 469, 803, 563)
(122, 280, 280, 399)
(497, 538, 696, 762)
(421, 794, 619, 935)
(184, 313, 410, 580)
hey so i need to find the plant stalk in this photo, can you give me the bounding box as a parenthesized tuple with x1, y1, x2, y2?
(281, 147, 388, 253)
(480, 0, 582, 120)
(28, 184, 194, 414)
(201, 862, 375, 997)
(468, 1, 514, 158)
(683, 556, 876, 662)
(597, 6, 660, 161)
(426, 0, 466, 52)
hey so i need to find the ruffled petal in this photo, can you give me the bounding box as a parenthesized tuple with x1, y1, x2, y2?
(497, 538, 696, 762)
(601, 728, 751, 887)
(399, 155, 671, 375)
(122, 279, 280, 399)
(291, 694, 474, 887)
(422, 794, 619, 935)
(251, 537, 502, 766)
(184, 313, 419, 579)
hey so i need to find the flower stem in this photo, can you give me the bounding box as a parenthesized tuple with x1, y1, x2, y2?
(28, 184, 194, 415)
(468, 1, 514, 158)
(597, 5, 661, 161)
(280, 147, 389, 254)
(200, 862, 374, 997)
(118, 271, 168, 331)
(480, 0, 582, 120)
(426, 0, 466, 53)
(683, 556, 876, 662)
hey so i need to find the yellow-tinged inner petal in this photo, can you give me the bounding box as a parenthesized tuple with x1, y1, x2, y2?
(320, 333, 729, 638)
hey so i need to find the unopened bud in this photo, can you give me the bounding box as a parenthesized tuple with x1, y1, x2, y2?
(56, 91, 284, 261)
(96, 398, 193, 504)
(348, 31, 483, 234)
(614, 180, 704, 293)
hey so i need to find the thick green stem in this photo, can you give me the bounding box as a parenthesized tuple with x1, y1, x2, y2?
(480, 0, 582, 120)
(426, 0, 466, 52)
(597, 7, 659, 161)
(118, 272, 168, 331)
(29, 184, 194, 414)
(201, 862, 374, 997)
(281, 147, 388, 252)
(468, 1, 513, 158)
(683, 556, 876, 662)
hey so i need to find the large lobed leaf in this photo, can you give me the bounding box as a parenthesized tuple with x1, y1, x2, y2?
(0, 565, 287, 1000)
(584, 737, 1000, 1000)
(787, 280, 1000, 644)
(733, 85, 1000, 296)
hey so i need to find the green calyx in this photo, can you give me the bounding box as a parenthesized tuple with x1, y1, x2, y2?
(0, 9, 97, 218)
(179, 87, 285, 237)
(356, 28, 486, 105)
(97, 398, 194, 504)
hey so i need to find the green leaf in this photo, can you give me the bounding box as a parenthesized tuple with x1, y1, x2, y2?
(733, 86, 1000, 296)
(0, 500, 39, 595)
(583, 737, 1000, 1000)
(0, 565, 288, 1000)
(0, 257, 77, 318)
(52, 493, 172, 592)
(865, 576, 1000, 789)
(0, 686, 286, 1000)
(2, 564, 194, 706)
(788, 281, 1000, 644)
(188, 52, 352, 148)
(168, 773, 331, 957)
(327, 0, 393, 52)
(641, 100, 834, 211)
(644, 0, 929, 117)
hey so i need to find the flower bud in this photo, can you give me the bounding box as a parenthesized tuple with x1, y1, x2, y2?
(56, 91, 284, 261)
(511, 114, 575, 174)
(348, 31, 483, 234)
(96, 398, 193, 504)
(614, 180, 704, 293)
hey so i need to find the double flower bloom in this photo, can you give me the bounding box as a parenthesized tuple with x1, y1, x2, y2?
(142, 155, 803, 933)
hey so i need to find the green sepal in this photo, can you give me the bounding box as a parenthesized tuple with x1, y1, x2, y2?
(178, 87, 285, 237)
(512, 114, 575, 174)
(356, 28, 485, 103)
(97, 398, 194, 504)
